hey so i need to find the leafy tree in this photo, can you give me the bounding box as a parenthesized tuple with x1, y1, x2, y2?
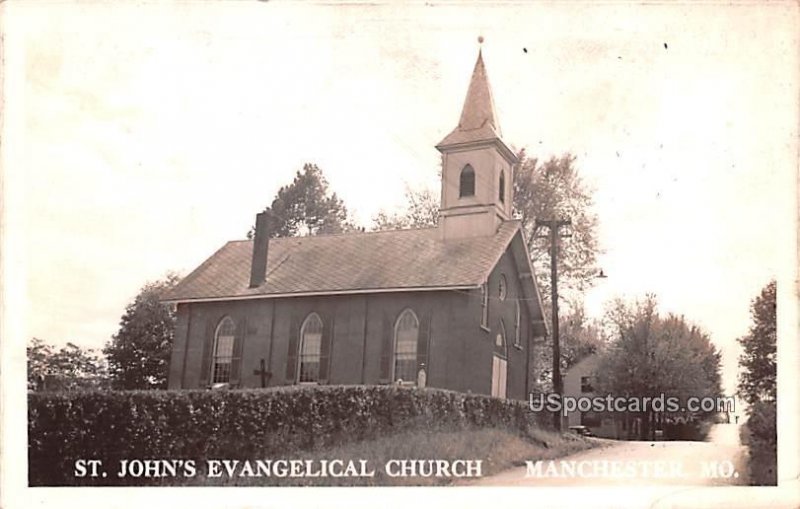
(248, 163, 354, 238)
(736, 281, 777, 485)
(737, 280, 776, 406)
(27, 338, 108, 391)
(595, 295, 723, 438)
(103, 274, 180, 390)
(373, 187, 439, 230)
(514, 152, 600, 302)
(531, 302, 606, 389)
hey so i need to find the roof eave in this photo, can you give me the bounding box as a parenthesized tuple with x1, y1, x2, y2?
(473, 223, 549, 337)
(161, 283, 482, 305)
(435, 136, 518, 165)
(514, 229, 551, 337)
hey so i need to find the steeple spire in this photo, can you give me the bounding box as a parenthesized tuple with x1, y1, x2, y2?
(458, 49, 501, 133)
(437, 41, 504, 149)
(435, 40, 518, 241)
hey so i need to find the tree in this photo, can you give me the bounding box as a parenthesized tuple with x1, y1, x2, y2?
(372, 187, 439, 230)
(103, 273, 180, 390)
(736, 281, 777, 485)
(531, 302, 606, 390)
(248, 163, 354, 238)
(514, 152, 600, 303)
(737, 280, 776, 406)
(27, 338, 108, 391)
(595, 295, 723, 438)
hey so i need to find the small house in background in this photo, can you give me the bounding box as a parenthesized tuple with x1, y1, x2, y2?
(162, 48, 549, 400)
(562, 353, 624, 438)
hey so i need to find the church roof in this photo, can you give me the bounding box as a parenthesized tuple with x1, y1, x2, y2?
(164, 220, 522, 302)
(437, 50, 504, 149)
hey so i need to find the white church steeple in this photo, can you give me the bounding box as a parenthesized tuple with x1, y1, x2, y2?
(436, 42, 518, 240)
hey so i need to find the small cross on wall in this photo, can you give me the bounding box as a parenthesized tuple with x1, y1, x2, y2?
(253, 358, 271, 388)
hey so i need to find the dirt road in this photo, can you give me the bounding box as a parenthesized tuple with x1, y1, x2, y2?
(475, 423, 749, 487)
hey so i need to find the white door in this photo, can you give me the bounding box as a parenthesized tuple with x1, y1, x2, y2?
(491, 355, 507, 399)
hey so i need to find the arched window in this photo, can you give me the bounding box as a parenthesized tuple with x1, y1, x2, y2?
(514, 300, 522, 348)
(480, 281, 489, 328)
(212, 317, 236, 384)
(394, 309, 419, 384)
(492, 320, 508, 398)
(498, 274, 507, 301)
(496, 320, 507, 356)
(499, 170, 506, 203)
(459, 165, 476, 198)
(298, 313, 323, 383)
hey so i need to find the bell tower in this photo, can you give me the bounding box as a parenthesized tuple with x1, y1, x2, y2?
(436, 42, 518, 240)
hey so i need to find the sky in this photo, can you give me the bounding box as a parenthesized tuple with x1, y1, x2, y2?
(3, 1, 798, 397)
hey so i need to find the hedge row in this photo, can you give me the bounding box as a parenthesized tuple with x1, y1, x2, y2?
(29, 385, 547, 485)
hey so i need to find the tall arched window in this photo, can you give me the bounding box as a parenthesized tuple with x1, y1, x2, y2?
(459, 165, 476, 198)
(480, 281, 489, 328)
(394, 309, 419, 384)
(496, 320, 507, 355)
(298, 313, 323, 383)
(492, 320, 508, 398)
(212, 317, 236, 384)
(499, 170, 506, 203)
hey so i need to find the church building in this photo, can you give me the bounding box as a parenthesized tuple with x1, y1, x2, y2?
(164, 48, 549, 400)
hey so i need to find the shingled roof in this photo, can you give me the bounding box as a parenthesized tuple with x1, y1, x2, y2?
(164, 220, 523, 303)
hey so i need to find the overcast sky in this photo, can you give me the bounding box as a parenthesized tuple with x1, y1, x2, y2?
(4, 2, 797, 396)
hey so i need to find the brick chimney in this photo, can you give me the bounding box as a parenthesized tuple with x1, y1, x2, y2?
(249, 211, 271, 288)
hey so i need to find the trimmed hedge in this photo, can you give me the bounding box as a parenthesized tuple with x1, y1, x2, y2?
(29, 385, 548, 486)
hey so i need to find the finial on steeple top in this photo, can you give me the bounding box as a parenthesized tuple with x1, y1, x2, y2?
(478, 35, 484, 45)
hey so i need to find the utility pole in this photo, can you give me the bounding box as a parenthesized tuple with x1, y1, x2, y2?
(536, 218, 571, 431)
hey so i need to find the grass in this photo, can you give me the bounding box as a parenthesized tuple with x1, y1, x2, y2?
(170, 426, 601, 486)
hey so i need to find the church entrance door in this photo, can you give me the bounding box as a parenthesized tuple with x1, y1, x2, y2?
(490, 354, 507, 399)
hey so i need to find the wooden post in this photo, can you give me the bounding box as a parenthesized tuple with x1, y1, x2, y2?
(536, 218, 571, 431)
